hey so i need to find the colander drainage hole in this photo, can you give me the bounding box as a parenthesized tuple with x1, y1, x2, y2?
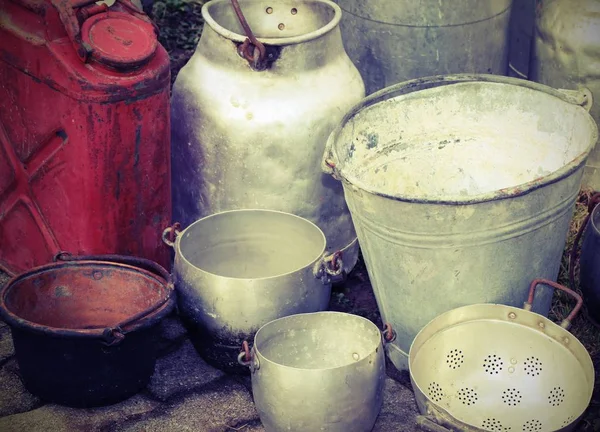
(522, 419, 542, 431)
(458, 387, 478, 406)
(523, 357, 542, 376)
(502, 388, 522, 406)
(428, 382, 444, 402)
(482, 418, 511, 431)
(563, 415, 575, 426)
(483, 354, 503, 375)
(446, 348, 464, 369)
(548, 386, 565, 406)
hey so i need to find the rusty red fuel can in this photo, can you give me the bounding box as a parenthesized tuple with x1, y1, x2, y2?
(0, 0, 171, 275)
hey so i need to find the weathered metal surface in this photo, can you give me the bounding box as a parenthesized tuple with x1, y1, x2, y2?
(243, 312, 389, 432)
(334, 0, 512, 95)
(323, 73, 598, 372)
(0, 254, 175, 407)
(530, 0, 600, 190)
(409, 279, 594, 432)
(576, 194, 600, 325)
(170, 0, 365, 276)
(0, 0, 171, 276)
(507, 0, 535, 79)
(164, 209, 338, 374)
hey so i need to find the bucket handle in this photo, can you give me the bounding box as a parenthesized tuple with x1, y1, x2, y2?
(524, 279, 583, 330)
(161, 222, 182, 248)
(237, 340, 260, 372)
(313, 251, 345, 284)
(569, 193, 600, 296)
(321, 74, 595, 179)
(53, 251, 174, 346)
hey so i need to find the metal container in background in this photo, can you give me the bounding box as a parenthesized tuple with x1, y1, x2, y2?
(322, 74, 598, 372)
(162, 210, 343, 374)
(238, 312, 394, 432)
(507, 0, 536, 79)
(334, 0, 512, 95)
(170, 0, 365, 276)
(530, 0, 600, 191)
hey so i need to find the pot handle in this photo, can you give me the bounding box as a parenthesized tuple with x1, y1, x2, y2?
(313, 251, 345, 284)
(53, 251, 171, 282)
(524, 279, 583, 329)
(416, 416, 453, 432)
(569, 193, 600, 293)
(557, 87, 593, 112)
(382, 323, 396, 344)
(161, 222, 182, 248)
(321, 130, 340, 178)
(237, 341, 260, 372)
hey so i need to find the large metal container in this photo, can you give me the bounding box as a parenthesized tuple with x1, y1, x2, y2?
(238, 312, 393, 432)
(170, 0, 365, 276)
(322, 74, 598, 372)
(334, 0, 512, 95)
(578, 195, 600, 325)
(162, 209, 342, 374)
(530, 0, 600, 190)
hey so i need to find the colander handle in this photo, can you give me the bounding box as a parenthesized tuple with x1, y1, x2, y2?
(524, 279, 583, 329)
(416, 416, 452, 432)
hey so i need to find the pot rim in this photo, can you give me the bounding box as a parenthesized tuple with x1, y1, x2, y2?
(328, 73, 599, 205)
(201, 0, 342, 46)
(253, 311, 383, 371)
(175, 209, 328, 282)
(0, 260, 176, 339)
(591, 203, 600, 235)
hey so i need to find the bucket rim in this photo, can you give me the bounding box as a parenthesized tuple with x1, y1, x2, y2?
(174, 208, 328, 282)
(0, 260, 176, 340)
(325, 73, 599, 205)
(253, 311, 383, 372)
(201, 0, 342, 46)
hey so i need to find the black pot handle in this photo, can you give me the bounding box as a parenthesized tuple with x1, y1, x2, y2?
(53, 251, 171, 282)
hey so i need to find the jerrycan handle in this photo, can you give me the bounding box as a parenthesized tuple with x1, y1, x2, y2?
(50, 0, 158, 63)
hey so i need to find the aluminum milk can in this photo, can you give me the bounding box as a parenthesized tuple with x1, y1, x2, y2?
(333, 0, 512, 95)
(530, 0, 600, 190)
(171, 0, 365, 275)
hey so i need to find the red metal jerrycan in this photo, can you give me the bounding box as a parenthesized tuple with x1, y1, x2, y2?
(0, 0, 171, 275)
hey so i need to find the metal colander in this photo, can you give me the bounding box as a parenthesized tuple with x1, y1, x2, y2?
(409, 279, 595, 432)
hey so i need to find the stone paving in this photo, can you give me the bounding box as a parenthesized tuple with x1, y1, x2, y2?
(0, 272, 421, 432)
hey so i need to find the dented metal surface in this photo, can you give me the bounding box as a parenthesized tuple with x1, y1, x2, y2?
(170, 0, 365, 276)
(334, 0, 512, 95)
(246, 312, 389, 432)
(0, 0, 171, 275)
(163, 210, 337, 374)
(530, 0, 600, 190)
(0, 253, 175, 407)
(323, 74, 598, 372)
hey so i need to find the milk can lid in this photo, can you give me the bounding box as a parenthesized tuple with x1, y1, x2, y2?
(81, 11, 158, 70)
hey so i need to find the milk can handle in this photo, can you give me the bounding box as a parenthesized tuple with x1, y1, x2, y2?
(569, 193, 600, 292)
(524, 279, 583, 329)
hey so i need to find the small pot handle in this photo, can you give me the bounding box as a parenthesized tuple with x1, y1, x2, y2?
(416, 416, 452, 432)
(313, 251, 345, 284)
(557, 87, 593, 112)
(382, 323, 396, 344)
(161, 222, 182, 248)
(524, 279, 583, 329)
(321, 130, 340, 178)
(569, 193, 600, 294)
(237, 341, 260, 372)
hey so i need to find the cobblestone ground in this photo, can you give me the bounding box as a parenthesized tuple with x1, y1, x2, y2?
(0, 269, 421, 432)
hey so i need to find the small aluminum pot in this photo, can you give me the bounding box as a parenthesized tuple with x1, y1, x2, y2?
(162, 209, 343, 373)
(238, 312, 396, 432)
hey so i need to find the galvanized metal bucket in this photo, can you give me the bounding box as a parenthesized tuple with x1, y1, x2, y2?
(409, 279, 594, 432)
(162, 209, 343, 374)
(334, 0, 512, 95)
(322, 73, 598, 372)
(238, 311, 395, 432)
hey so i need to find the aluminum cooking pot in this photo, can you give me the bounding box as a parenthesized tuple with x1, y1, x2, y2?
(238, 311, 396, 432)
(409, 279, 594, 432)
(162, 209, 344, 373)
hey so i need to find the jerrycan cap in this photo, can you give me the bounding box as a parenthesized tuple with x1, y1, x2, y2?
(81, 11, 158, 70)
